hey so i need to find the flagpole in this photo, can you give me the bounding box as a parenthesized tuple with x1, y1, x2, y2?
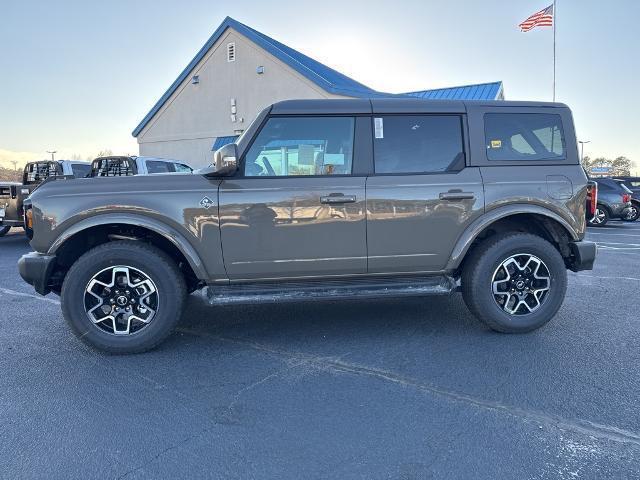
(553, 0, 557, 101)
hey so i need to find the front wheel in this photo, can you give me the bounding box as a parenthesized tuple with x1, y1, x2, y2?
(462, 233, 567, 333)
(588, 206, 609, 227)
(61, 241, 187, 354)
(0, 226, 10, 237)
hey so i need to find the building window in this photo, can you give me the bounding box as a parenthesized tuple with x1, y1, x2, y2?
(227, 43, 236, 62)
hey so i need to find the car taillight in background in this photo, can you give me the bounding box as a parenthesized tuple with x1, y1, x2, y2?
(622, 193, 632, 203)
(586, 181, 598, 217)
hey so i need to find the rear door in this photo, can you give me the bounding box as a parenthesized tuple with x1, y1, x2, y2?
(366, 108, 484, 273)
(219, 115, 369, 280)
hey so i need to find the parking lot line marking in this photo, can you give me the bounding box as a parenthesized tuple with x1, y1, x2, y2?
(176, 327, 640, 447)
(0, 287, 60, 305)
(597, 250, 640, 256)
(572, 274, 640, 282)
(589, 226, 640, 230)
(588, 232, 640, 237)
(595, 241, 640, 246)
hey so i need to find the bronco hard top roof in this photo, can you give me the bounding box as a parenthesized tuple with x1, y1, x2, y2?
(269, 98, 568, 115)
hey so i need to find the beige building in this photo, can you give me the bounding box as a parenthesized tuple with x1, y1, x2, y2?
(132, 17, 503, 168)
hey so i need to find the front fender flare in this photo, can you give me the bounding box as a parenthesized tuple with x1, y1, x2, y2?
(48, 213, 208, 279)
(446, 204, 580, 271)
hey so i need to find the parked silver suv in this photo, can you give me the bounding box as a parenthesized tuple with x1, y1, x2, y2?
(18, 99, 596, 353)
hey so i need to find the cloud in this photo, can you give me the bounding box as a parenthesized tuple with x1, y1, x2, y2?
(0, 149, 42, 170)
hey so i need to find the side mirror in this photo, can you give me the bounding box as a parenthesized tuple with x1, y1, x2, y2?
(211, 143, 238, 176)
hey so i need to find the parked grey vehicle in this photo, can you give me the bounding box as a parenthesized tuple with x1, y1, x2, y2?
(586, 177, 633, 226)
(19, 99, 597, 353)
(0, 160, 90, 235)
(611, 176, 640, 222)
(89, 156, 193, 177)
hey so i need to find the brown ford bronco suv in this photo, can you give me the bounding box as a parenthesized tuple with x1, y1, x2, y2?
(18, 99, 596, 353)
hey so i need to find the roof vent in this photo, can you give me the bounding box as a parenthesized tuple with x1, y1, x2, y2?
(227, 43, 236, 62)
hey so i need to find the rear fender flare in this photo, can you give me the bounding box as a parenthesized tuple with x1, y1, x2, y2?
(446, 205, 580, 270)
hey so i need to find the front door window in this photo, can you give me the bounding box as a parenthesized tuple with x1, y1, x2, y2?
(243, 117, 355, 177)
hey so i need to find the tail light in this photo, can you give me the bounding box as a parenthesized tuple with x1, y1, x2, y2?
(25, 208, 33, 230)
(586, 182, 598, 216)
(622, 193, 632, 203)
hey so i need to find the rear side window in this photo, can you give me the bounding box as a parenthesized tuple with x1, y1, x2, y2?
(485, 113, 565, 161)
(146, 161, 172, 174)
(71, 164, 91, 178)
(373, 115, 464, 174)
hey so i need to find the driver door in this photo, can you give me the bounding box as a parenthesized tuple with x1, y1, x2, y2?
(218, 115, 367, 280)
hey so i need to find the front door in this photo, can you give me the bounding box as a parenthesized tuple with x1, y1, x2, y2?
(366, 114, 485, 273)
(219, 116, 367, 280)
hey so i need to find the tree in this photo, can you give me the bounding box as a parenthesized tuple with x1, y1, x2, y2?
(580, 155, 634, 176)
(580, 155, 595, 171)
(611, 156, 632, 176)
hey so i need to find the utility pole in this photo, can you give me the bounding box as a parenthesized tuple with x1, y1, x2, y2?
(578, 140, 590, 164)
(46, 150, 57, 161)
(10, 160, 17, 171)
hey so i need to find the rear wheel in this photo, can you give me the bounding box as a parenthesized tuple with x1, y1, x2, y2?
(0, 226, 10, 237)
(462, 233, 567, 333)
(61, 241, 186, 354)
(588, 206, 609, 227)
(622, 204, 639, 222)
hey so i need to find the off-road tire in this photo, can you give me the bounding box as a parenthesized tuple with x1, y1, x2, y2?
(0, 226, 10, 237)
(461, 233, 567, 333)
(61, 241, 187, 354)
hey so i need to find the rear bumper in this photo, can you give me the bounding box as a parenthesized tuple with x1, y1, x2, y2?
(568, 241, 597, 272)
(609, 203, 632, 218)
(18, 252, 57, 295)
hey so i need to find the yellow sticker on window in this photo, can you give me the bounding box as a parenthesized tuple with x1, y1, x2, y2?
(491, 140, 502, 149)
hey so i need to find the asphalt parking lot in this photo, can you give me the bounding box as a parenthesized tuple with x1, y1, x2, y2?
(1, 223, 639, 479)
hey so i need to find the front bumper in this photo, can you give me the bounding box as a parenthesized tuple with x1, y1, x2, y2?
(18, 252, 57, 295)
(568, 241, 597, 272)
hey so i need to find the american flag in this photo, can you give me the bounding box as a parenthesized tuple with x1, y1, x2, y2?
(519, 4, 554, 32)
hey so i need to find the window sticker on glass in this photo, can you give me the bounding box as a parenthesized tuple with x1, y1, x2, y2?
(374, 118, 384, 139)
(490, 140, 502, 149)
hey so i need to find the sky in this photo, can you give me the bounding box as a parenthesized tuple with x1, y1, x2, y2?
(1, 0, 638, 170)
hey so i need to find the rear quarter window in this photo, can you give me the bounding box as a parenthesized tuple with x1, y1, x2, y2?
(485, 113, 566, 161)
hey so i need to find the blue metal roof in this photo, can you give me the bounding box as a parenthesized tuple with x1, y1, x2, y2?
(132, 17, 503, 138)
(211, 135, 239, 151)
(404, 81, 503, 101)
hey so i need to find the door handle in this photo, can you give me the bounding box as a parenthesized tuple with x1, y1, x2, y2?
(439, 191, 475, 201)
(320, 194, 357, 204)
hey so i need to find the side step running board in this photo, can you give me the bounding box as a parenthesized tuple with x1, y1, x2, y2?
(204, 275, 457, 306)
